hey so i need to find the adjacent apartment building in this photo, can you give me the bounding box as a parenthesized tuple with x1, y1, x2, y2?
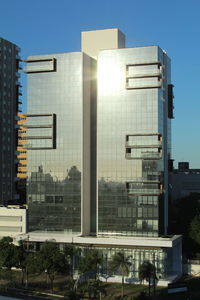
(0, 38, 22, 205)
(21, 29, 182, 284)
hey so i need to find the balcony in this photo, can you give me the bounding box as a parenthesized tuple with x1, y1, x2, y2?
(127, 178, 160, 183)
(126, 62, 163, 90)
(17, 60, 23, 70)
(126, 69, 162, 79)
(126, 152, 162, 160)
(126, 82, 162, 90)
(126, 141, 162, 147)
(16, 80, 21, 85)
(128, 188, 161, 195)
(16, 54, 21, 60)
(16, 71, 21, 78)
(18, 134, 26, 138)
(24, 58, 56, 74)
(126, 133, 162, 146)
(126, 180, 163, 195)
(17, 86, 22, 95)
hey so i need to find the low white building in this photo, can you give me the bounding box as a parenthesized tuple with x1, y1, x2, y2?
(0, 206, 27, 240)
(17, 232, 182, 286)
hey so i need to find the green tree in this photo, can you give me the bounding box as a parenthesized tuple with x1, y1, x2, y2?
(16, 240, 28, 286)
(37, 241, 67, 292)
(87, 279, 106, 300)
(0, 237, 19, 283)
(134, 291, 148, 300)
(110, 252, 132, 298)
(0, 237, 18, 269)
(64, 290, 80, 300)
(16, 239, 40, 288)
(190, 215, 200, 246)
(78, 249, 102, 280)
(100, 254, 112, 283)
(63, 244, 81, 279)
(25, 252, 39, 287)
(139, 261, 156, 297)
(64, 278, 82, 300)
(170, 193, 200, 258)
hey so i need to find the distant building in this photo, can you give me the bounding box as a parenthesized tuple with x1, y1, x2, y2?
(171, 162, 200, 201)
(0, 38, 22, 205)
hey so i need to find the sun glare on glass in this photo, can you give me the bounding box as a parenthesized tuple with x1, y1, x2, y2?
(98, 60, 124, 94)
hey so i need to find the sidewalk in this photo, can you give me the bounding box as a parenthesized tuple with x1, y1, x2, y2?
(0, 286, 65, 300)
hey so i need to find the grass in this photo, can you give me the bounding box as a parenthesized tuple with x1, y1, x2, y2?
(99, 282, 148, 299)
(0, 271, 200, 299)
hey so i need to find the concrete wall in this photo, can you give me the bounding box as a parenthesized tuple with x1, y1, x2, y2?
(81, 28, 125, 59)
(0, 207, 27, 239)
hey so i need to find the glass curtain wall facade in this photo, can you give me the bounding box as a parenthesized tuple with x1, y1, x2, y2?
(23, 29, 181, 282)
(0, 38, 21, 205)
(97, 46, 171, 237)
(25, 53, 95, 235)
(74, 245, 170, 280)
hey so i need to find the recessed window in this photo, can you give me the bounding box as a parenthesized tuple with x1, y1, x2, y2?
(125, 134, 162, 160)
(24, 58, 57, 73)
(25, 114, 56, 150)
(126, 62, 163, 89)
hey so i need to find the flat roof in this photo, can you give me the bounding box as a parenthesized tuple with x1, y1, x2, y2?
(17, 232, 182, 248)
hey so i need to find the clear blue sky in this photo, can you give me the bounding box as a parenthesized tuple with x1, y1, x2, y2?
(0, 0, 199, 168)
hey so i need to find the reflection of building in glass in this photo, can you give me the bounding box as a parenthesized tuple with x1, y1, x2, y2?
(21, 29, 182, 284)
(27, 165, 81, 232)
(24, 53, 96, 235)
(0, 38, 22, 205)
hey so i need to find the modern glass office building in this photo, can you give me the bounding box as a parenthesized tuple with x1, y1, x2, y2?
(22, 29, 181, 283)
(0, 38, 21, 205)
(97, 46, 172, 237)
(25, 53, 95, 235)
